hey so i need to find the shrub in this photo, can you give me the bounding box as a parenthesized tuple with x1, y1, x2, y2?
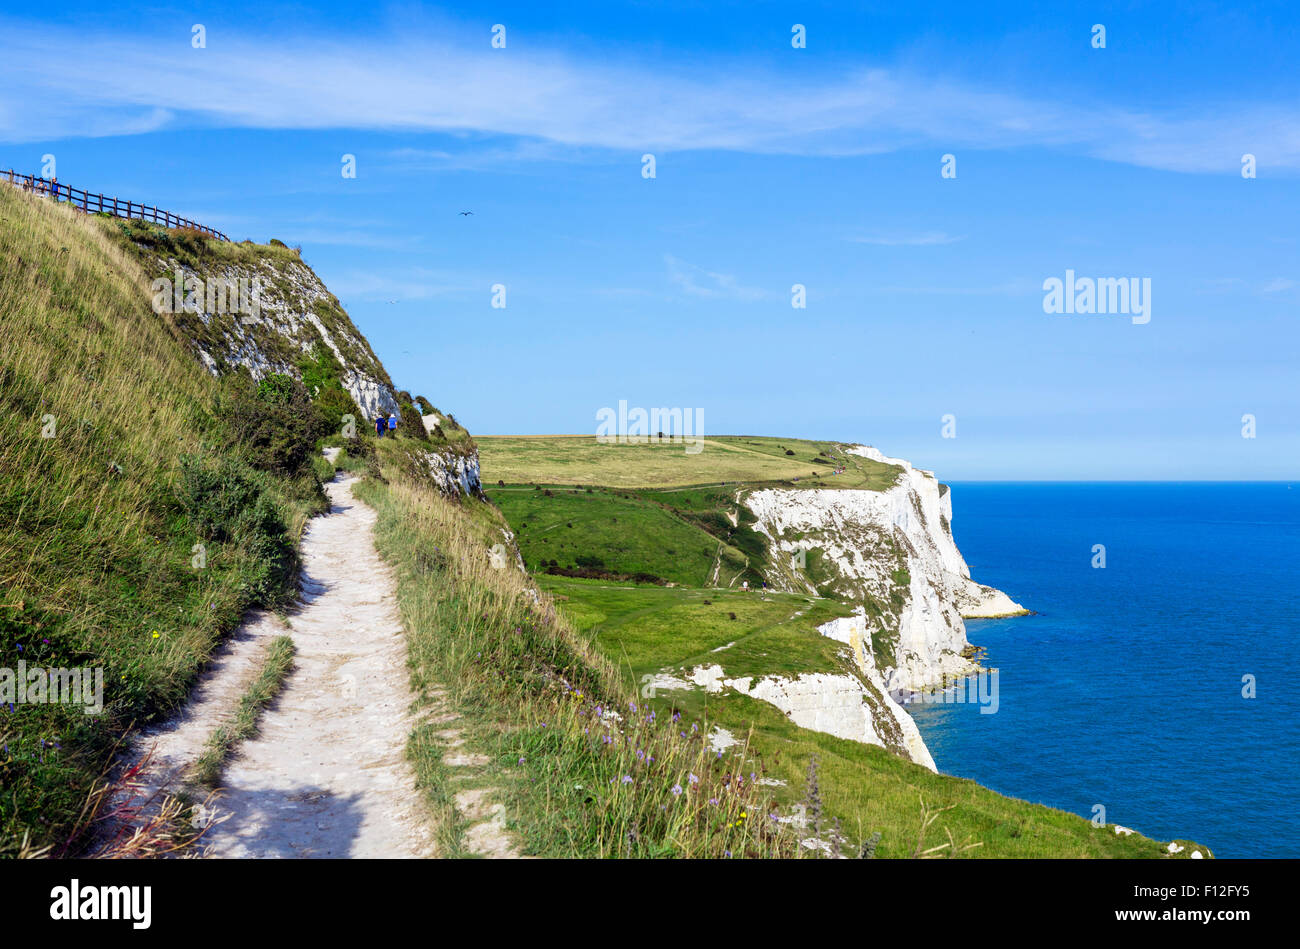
(176, 455, 298, 605)
(399, 401, 429, 441)
(298, 345, 361, 434)
(214, 371, 329, 477)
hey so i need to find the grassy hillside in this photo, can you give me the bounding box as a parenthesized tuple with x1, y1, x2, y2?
(490, 484, 753, 586)
(0, 186, 331, 855)
(538, 577, 853, 680)
(481, 435, 902, 592)
(478, 434, 901, 490)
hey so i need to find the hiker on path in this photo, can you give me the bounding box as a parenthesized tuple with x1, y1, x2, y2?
(388, 414, 398, 435)
(375, 415, 385, 438)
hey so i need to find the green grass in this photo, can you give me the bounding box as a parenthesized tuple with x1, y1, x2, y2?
(656, 689, 1203, 858)
(477, 434, 901, 490)
(191, 635, 296, 787)
(538, 577, 851, 681)
(488, 484, 750, 586)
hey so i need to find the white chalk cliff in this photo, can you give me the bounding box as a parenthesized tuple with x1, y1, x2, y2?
(641, 444, 1025, 771)
(149, 254, 400, 421)
(745, 444, 1026, 696)
(142, 242, 484, 499)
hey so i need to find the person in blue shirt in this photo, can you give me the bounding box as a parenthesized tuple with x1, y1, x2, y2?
(375, 415, 384, 438)
(387, 414, 398, 434)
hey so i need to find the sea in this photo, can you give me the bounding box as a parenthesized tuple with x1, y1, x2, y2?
(908, 482, 1300, 858)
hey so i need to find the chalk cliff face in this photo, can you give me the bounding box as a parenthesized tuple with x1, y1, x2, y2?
(417, 447, 483, 498)
(129, 235, 485, 499)
(637, 444, 1023, 771)
(144, 250, 400, 421)
(744, 445, 1025, 695)
(644, 642, 935, 770)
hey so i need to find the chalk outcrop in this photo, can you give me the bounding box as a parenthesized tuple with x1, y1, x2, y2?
(641, 443, 1023, 770)
(644, 640, 935, 770)
(744, 444, 1025, 696)
(417, 447, 482, 498)
(143, 251, 399, 421)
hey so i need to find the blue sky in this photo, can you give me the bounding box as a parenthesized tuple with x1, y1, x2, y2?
(2, 1, 1297, 479)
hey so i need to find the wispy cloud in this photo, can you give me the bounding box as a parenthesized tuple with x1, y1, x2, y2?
(848, 232, 966, 246)
(664, 255, 769, 302)
(325, 266, 477, 302)
(2, 17, 1298, 174)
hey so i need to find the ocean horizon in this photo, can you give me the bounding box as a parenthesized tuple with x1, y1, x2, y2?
(911, 481, 1299, 858)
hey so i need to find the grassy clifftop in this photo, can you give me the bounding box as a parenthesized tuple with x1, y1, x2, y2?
(478, 435, 901, 490)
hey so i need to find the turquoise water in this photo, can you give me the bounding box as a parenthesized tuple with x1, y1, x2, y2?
(908, 483, 1300, 858)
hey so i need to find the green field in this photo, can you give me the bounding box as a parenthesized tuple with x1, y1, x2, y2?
(478, 434, 901, 490)
(538, 576, 852, 680)
(489, 484, 762, 587)
(482, 434, 903, 592)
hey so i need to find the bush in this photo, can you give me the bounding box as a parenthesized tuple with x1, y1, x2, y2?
(311, 453, 337, 482)
(399, 401, 429, 441)
(176, 455, 298, 605)
(214, 372, 329, 477)
(298, 345, 362, 436)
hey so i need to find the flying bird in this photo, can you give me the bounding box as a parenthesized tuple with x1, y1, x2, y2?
(459, 211, 474, 216)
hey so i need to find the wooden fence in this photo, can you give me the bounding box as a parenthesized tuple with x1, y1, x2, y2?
(2, 169, 230, 241)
